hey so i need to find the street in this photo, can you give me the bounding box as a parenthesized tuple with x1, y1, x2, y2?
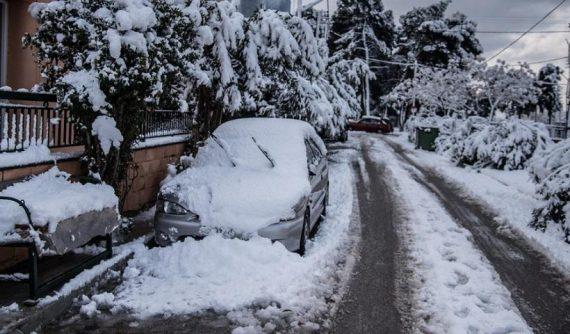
(36, 133, 569, 333)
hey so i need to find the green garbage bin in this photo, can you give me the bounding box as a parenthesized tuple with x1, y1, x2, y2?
(415, 126, 440, 151)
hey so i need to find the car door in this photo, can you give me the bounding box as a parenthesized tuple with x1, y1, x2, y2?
(305, 140, 327, 228)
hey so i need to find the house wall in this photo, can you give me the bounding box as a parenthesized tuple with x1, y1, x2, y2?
(0, 140, 188, 269)
(5, 0, 45, 89)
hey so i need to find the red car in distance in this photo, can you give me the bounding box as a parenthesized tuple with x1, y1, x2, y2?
(348, 116, 394, 134)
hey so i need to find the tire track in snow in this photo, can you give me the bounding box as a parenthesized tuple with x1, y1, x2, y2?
(366, 135, 531, 333)
(381, 137, 570, 334)
(331, 135, 412, 333)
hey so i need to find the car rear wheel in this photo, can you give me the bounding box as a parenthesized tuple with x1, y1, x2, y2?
(299, 209, 310, 256)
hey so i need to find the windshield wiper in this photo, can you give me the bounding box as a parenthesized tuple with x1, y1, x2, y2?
(211, 134, 237, 167)
(251, 137, 275, 168)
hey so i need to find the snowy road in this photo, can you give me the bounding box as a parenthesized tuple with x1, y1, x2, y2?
(381, 137, 570, 333)
(38, 133, 569, 333)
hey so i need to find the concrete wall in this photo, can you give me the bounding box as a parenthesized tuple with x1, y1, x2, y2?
(0, 140, 187, 269)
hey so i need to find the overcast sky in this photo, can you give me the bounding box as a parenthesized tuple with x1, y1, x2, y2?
(314, 0, 570, 73)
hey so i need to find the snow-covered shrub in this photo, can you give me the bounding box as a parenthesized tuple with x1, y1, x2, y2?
(531, 164, 570, 243)
(25, 0, 210, 192)
(529, 140, 570, 242)
(529, 139, 570, 182)
(437, 118, 551, 170)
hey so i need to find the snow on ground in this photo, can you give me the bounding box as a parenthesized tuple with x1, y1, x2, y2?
(84, 147, 357, 332)
(387, 134, 570, 272)
(368, 136, 531, 333)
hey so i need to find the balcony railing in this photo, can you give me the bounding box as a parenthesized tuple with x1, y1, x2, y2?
(0, 91, 191, 153)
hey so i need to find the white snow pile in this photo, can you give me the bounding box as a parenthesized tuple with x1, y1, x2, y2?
(437, 117, 551, 170)
(371, 138, 531, 333)
(160, 118, 326, 234)
(0, 167, 118, 237)
(90, 148, 356, 332)
(529, 140, 570, 243)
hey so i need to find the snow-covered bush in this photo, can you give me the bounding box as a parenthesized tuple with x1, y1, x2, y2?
(25, 0, 210, 192)
(529, 140, 570, 242)
(531, 164, 570, 243)
(437, 118, 551, 170)
(529, 139, 570, 182)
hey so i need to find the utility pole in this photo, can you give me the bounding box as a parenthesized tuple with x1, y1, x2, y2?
(361, 26, 370, 116)
(297, 0, 302, 16)
(401, 60, 418, 130)
(566, 40, 570, 138)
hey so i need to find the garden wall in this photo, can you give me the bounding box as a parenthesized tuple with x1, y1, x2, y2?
(0, 139, 188, 269)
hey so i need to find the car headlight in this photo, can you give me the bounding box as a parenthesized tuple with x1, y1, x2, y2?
(157, 198, 199, 219)
(163, 201, 189, 215)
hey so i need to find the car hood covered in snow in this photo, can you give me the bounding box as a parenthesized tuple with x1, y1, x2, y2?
(161, 118, 326, 234)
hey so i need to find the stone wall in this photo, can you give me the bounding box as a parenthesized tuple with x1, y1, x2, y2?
(0, 139, 188, 269)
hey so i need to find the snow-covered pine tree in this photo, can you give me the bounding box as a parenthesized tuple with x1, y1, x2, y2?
(397, 0, 482, 68)
(189, 0, 245, 152)
(536, 64, 563, 124)
(328, 0, 396, 114)
(25, 0, 208, 195)
(240, 10, 338, 134)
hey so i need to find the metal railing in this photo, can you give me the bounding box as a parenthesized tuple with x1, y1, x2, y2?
(545, 124, 569, 141)
(140, 109, 192, 140)
(0, 91, 192, 152)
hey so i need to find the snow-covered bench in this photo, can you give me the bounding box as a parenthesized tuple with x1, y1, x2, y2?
(0, 168, 119, 299)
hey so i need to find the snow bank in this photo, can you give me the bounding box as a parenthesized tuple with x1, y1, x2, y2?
(100, 149, 356, 331)
(161, 118, 325, 234)
(371, 138, 530, 333)
(0, 167, 118, 236)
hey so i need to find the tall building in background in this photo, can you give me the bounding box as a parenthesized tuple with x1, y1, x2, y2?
(238, 0, 291, 17)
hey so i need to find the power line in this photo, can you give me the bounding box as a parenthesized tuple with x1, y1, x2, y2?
(478, 30, 570, 34)
(485, 0, 568, 63)
(526, 56, 568, 65)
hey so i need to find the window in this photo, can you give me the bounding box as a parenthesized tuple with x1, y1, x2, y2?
(305, 139, 322, 173)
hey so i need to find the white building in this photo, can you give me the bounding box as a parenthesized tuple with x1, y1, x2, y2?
(238, 0, 292, 17)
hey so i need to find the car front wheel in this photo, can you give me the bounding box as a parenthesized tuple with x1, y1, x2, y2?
(299, 209, 311, 256)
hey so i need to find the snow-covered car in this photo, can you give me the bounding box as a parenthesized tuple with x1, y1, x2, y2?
(153, 118, 329, 254)
(348, 116, 393, 134)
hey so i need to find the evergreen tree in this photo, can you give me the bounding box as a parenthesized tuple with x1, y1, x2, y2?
(328, 0, 397, 114)
(397, 0, 482, 68)
(536, 64, 563, 124)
